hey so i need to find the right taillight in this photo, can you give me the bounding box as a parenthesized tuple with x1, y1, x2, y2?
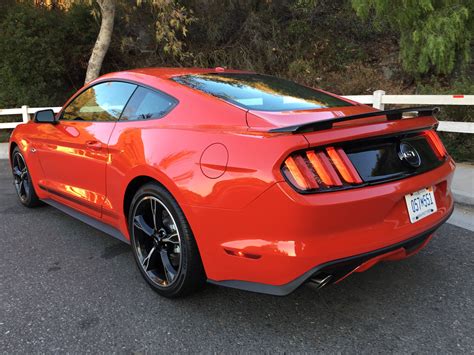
(424, 130, 447, 159)
(282, 146, 363, 192)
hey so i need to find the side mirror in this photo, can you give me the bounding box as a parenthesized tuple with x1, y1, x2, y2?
(34, 109, 57, 124)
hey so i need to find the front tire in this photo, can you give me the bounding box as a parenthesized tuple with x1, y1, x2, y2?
(128, 182, 206, 298)
(11, 147, 41, 208)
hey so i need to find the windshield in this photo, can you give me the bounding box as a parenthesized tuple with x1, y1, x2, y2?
(172, 73, 352, 112)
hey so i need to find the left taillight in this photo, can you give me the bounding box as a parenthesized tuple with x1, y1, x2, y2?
(424, 130, 447, 159)
(282, 146, 363, 193)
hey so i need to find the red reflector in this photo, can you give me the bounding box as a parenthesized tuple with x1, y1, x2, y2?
(224, 249, 261, 259)
(326, 147, 362, 184)
(424, 130, 447, 159)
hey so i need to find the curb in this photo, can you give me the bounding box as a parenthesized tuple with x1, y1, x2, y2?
(452, 189, 474, 206)
(451, 163, 474, 207)
(0, 143, 8, 160)
(448, 203, 474, 232)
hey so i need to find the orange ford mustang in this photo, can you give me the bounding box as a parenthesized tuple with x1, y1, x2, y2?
(9, 68, 455, 297)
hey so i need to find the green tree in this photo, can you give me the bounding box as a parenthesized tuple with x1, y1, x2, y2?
(351, 0, 473, 76)
(61, 0, 193, 83)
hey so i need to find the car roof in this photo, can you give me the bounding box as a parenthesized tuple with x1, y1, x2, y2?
(101, 67, 253, 81)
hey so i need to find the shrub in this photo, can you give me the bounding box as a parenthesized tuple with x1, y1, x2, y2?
(0, 3, 97, 108)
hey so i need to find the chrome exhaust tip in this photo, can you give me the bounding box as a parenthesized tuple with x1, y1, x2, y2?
(309, 274, 333, 289)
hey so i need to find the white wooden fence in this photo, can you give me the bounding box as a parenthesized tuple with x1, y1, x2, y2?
(0, 90, 473, 133)
(0, 106, 61, 129)
(344, 90, 474, 134)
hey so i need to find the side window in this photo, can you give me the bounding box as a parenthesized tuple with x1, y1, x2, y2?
(120, 86, 177, 121)
(62, 82, 137, 121)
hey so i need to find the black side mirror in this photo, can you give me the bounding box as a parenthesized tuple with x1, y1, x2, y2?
(34, 109, 57, 124)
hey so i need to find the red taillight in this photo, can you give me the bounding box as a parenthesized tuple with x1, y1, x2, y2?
(306, 151, 342, 186)
(326, 147, 363, 184)
(282, 146, 362, 192)
(424, 130, 447, 159)
(283, 156, 314, 190)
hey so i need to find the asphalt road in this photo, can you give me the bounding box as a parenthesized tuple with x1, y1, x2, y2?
(0, 160, 473, 353)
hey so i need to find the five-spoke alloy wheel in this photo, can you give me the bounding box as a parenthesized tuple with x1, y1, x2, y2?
(132, 196, 182, 287)
(129, 183, 205, 297)
(11, 147, 40, 207)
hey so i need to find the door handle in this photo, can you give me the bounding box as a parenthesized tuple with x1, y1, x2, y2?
(86, 140, 103, 150)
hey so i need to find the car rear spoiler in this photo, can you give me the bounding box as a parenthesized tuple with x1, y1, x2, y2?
(268, 106, 440, 134)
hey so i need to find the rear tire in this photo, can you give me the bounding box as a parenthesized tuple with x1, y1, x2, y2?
(128, 182, 206, 298)
(11, 147, 41, 208)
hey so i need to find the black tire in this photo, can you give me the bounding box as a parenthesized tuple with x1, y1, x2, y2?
(128, 182, 206, 298)
(11, 147, 41, 208)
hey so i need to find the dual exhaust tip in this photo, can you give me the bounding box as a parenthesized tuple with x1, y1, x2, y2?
(309, 274, 333, 290)
(308, 264, 361, 290)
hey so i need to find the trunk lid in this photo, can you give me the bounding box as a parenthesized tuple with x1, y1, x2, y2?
(246, 106, 381, 131)
(253, 106, 446, 192)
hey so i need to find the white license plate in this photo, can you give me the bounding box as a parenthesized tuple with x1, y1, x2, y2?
(405, 187, 437, 223)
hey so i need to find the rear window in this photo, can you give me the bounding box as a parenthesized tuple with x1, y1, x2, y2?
(172, 73, 351, 111)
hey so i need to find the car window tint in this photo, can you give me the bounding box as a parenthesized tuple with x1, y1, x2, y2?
(120, 86, 177, 121)
(172, 73, 352, 112)
(62, 82, 137, 121)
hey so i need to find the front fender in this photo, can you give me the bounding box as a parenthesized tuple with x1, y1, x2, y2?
(9, 124, 48, 199)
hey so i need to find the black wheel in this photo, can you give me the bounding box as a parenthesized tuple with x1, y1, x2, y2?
(11, 147, 41, 208)
(128, 182, 206, 298)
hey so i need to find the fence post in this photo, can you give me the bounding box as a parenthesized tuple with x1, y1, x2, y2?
(21, 105, 29, 123)
(373, 90, 385, 110)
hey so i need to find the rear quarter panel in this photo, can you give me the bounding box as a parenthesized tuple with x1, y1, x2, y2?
(102, 87, 309, 240)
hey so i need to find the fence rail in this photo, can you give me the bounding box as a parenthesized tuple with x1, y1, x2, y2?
(344, 91, 474, 134)
(0, 105, 61, 129)
(344, 91, 473, 109)
(0, 91, 473, 133)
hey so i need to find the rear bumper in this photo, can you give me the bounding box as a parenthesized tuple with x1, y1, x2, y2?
(209, 208, 452, 295)
(187, 157, 455, 294)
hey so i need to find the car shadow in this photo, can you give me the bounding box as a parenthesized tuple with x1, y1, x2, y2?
(149, 227, 470, 345)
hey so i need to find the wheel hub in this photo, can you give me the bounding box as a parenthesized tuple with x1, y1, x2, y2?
(153, 228, 168, 247)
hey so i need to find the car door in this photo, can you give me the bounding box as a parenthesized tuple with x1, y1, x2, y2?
(34, 81, 137, 218)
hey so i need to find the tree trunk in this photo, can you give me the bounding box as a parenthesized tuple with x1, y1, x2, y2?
(84, 0, 115, 84)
